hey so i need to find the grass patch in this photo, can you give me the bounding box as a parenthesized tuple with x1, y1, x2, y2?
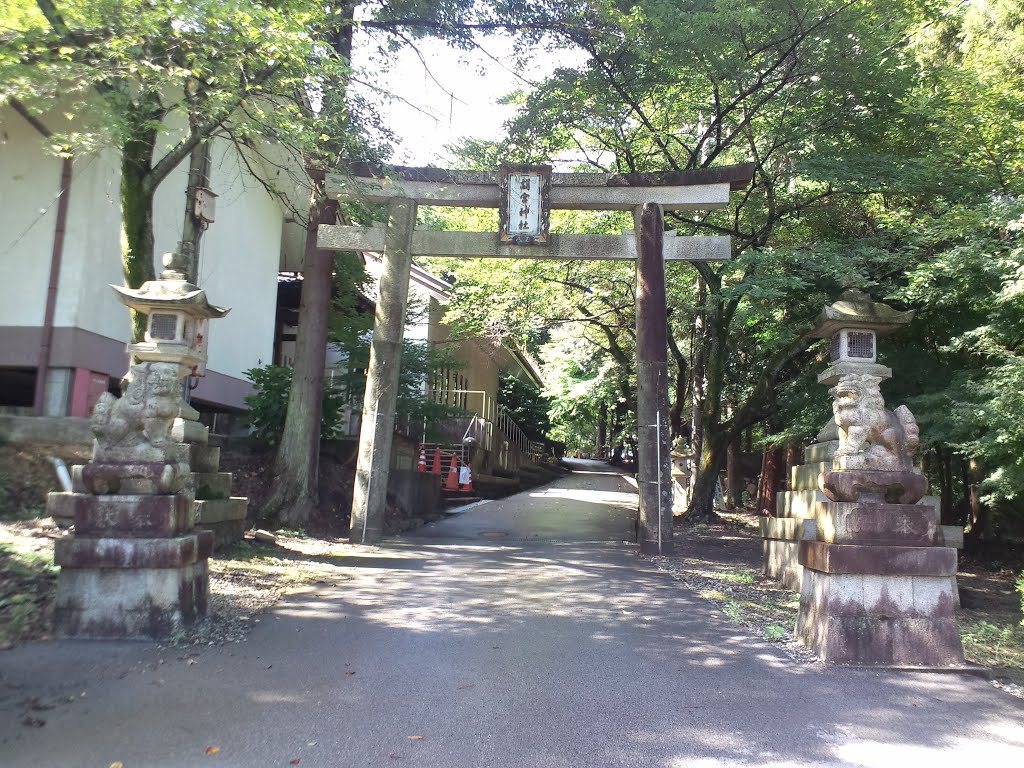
(1, 542, 57, 578)
(717, 569, 755, 584)
(961, 618, 1024, 684)
(0, 539, 57, 649)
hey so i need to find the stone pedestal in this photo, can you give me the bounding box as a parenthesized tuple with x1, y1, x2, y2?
(760, 440, 834, 590)
(52, 429, 248, 550)
(176, 418, 248, 550)
(795, 500, 964, 666)
(48, 491, 213, 639)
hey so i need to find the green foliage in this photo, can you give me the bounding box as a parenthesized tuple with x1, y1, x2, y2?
(326, 266, 466, 439)
(498, 373, 551, 441)
(891, 198, 1024, 513)
(243, 365, 346, 445)
(1018, 572, 1024, 624)
(422, 0, 1024, 528)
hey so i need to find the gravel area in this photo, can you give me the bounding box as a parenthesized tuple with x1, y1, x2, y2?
(164, 534, 355, 648)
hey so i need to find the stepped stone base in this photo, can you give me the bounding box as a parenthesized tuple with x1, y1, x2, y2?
(795, 499, 964, 667)
(189, 471, 233, 500)
(761, 517, 814, 590)
(55, 561, 209, 639)
(814, 502, 942, 545)
(194, 497, 248, 550)
(761, 442, 834, 590)
(48, 492, 192, 536)
(48, 488, 212, 640)
(796, 569, 963, 666)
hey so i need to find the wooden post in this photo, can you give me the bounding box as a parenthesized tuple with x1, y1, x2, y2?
(349, 197, 416, 544)
(634, 202, 674, 555)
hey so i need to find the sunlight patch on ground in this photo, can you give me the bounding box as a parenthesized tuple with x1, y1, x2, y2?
(833, 739, 1023, 767)
(528, 487, 637, 506)
(248, 691, 308, 704)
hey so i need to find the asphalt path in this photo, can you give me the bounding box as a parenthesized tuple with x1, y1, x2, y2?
(1, 459, 1022, 767)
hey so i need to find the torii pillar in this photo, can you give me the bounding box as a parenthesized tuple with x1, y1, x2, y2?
(349, 198, 416, 544)
(635, 202, 673, 554)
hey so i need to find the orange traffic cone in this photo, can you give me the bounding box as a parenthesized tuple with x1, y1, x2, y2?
(459, 463, 473, 491)
(445, 454, 459, 490)
(432, 448, 442, 474)
(417, 444, 427, 472)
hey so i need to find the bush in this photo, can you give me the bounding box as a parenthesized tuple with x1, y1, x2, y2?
(243, 365, 346, 445)
(1017, 571, 1024, 625)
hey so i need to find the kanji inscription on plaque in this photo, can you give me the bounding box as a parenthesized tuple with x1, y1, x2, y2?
(498, 164, 551, 246)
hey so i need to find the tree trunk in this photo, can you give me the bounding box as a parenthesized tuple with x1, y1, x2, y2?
(940, 447, 955, 524)
(784, 442, 801, 486)
(667, 327, 689, 440)
(964, 457, 989, 543)
(120, 122, 159, 340)
(726, 433, 743, 510)
(756, 445, 784, 516)
(688, 429, 727, 520)
(263, 194, 337, 525)
(178, 137, 212, 282)
(597, 400, 608, 458)
(690, 276, 706, 462)
(263, 1, 356, 526)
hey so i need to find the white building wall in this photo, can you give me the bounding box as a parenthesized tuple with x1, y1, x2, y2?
(0, 107, 62, 327)
(63, 147, 129, 340)
(192, 139, 281, 381)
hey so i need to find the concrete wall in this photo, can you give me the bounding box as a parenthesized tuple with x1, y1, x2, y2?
(0, 106, 53, 327)
(0, 415, 92, 447)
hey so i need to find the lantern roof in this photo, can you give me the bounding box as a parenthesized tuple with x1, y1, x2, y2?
(111, 279, 229, 319)
(808, 289, 913, 339)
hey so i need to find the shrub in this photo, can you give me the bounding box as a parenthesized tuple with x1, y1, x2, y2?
(1017, 571, 1024, 625)
(243, 365, 346, 445)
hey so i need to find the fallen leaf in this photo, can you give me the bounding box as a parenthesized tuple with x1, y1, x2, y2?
(290, 759, 301, 765)
(407, 735, 425, 741)
(109, 763, 124, 768)
(206, 745, 220, 756)
(457, 684, 475, 690)
(387, 754, 402, 760)
(344, 671, 356, 676)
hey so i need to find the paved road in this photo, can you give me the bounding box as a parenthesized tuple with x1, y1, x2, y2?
(2, 460, 1022, 767)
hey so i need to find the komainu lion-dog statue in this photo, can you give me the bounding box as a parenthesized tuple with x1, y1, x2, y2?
(87, 361, 189, 493)
(830, 372, 919, 473)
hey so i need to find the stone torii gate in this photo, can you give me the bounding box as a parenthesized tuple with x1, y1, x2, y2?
(318, 162, 754, 551)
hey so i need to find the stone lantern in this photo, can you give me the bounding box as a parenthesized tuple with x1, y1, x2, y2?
(808, 289, 913, 388)
(45, 251, 231, 639)
(112, 253, 229, 377)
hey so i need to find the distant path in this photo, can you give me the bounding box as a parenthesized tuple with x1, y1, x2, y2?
(2, 461, 1022, 766)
